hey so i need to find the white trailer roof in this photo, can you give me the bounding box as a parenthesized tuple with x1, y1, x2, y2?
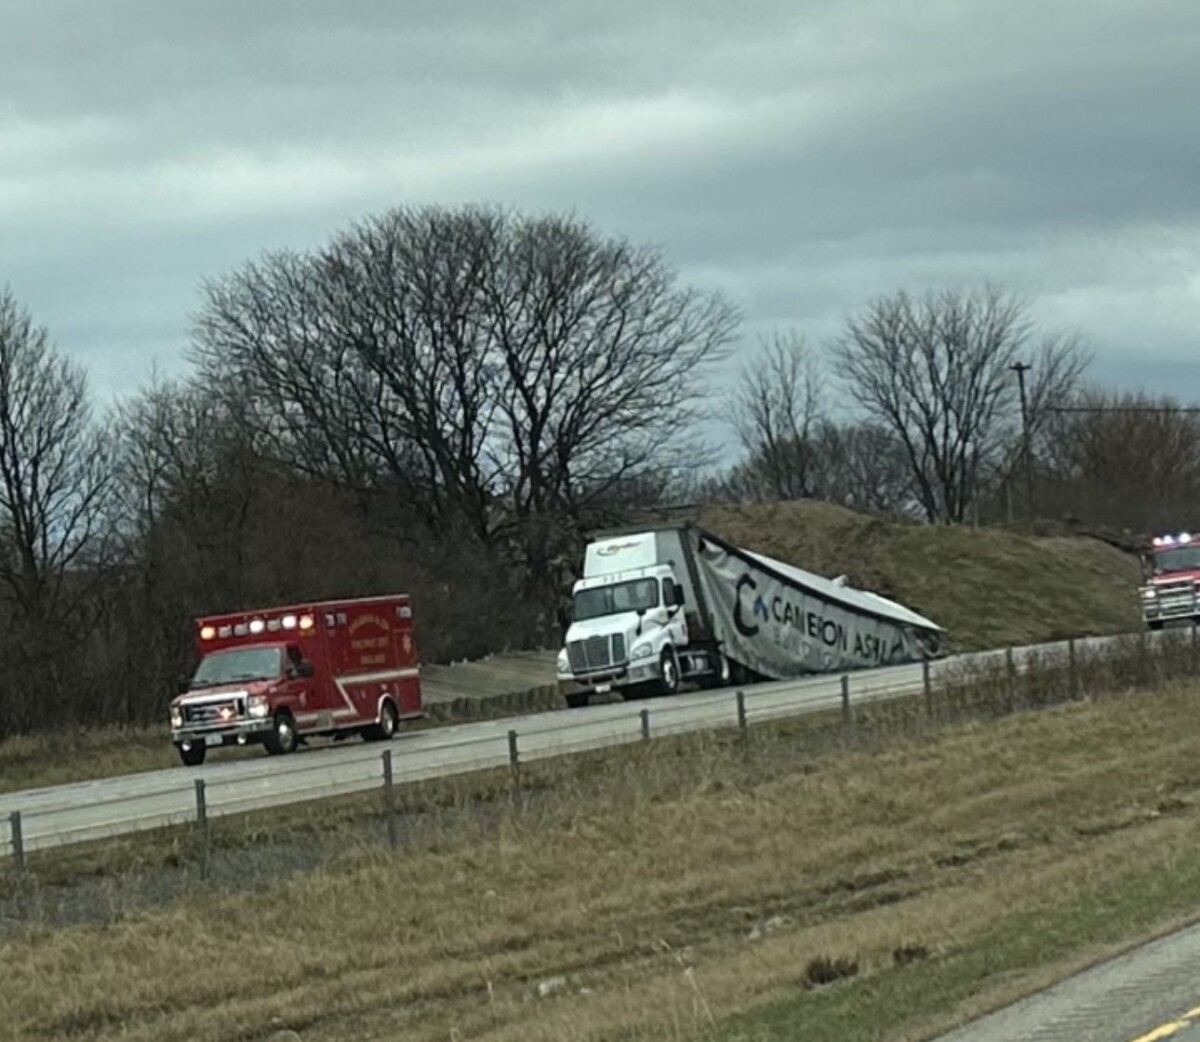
(740, 548, 944, 633)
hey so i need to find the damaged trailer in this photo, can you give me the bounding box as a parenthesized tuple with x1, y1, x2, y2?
(556, 522, 945, 707)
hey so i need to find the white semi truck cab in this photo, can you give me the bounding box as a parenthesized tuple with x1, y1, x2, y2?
(556, 532, 712, 707)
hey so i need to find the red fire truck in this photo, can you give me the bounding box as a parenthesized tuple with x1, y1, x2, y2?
(1140, 533, 1200, 630)
(169, 595, 423, 766)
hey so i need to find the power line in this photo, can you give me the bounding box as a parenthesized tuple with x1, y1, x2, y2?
(1049, 406, 1200, 414)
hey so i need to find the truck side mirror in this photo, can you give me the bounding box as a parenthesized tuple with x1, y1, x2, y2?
(298, 660, 315, 678)
(673, 582, 685, 605)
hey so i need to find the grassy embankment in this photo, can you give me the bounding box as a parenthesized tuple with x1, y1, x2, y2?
(0, 501, 1144, 794)
(701, 500, 1142, 651)
(4, 639, 1200, 1042)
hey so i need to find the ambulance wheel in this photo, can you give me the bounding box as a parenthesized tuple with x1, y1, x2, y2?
(659, 649, 680, 696)
(176, 743, 206, 767)
(265, 711, 299, 755)
(364, 700, 398, 741)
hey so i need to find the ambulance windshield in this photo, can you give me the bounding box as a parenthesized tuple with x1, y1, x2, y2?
(190, 647, 283, 689)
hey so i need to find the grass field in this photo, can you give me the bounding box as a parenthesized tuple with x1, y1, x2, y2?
(5, 663, 1200, 1042)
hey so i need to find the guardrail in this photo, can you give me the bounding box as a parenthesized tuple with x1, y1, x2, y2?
(0, 628, 1190, 869)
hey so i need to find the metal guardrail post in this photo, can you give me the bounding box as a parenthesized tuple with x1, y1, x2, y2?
(9, 811, 27, 917)
(9, 810, 25, 876)
(736, 690, 747, 733)
(840, 675, 851, 729)
(507, 728, 520, 785)
(1005, 648, 1016, 710)
(922, 660, 932, 717)
(194, 778, 210, 882)
(382, 750, 399, 851)
(1068, 638, 1077, 699)
(640, 709, 651, 741)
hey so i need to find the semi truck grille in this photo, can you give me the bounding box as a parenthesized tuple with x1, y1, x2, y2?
(184, 698, 245, 725)
(568, 634, 627, 673)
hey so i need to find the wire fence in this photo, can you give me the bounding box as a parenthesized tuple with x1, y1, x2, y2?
(2, 625, 1198, 918)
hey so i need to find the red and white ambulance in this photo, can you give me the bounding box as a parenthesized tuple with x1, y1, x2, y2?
(169, 595, 423, 766)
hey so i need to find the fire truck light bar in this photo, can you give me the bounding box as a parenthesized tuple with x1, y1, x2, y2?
(1153, 533, 1193, 548)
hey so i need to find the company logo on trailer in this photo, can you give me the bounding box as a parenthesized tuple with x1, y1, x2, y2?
(734, 574, 766, 637)
(734, 570, 906, 663)
(596, 540, 643, 557)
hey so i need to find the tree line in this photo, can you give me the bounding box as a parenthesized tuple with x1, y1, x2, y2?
(0, 204, 1189, 736)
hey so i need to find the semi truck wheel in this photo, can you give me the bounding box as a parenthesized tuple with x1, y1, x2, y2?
(364, 700, 398, 741)
(265, 711, 299, 755)
(176, 743, 206, 767)
(701, 654, 733, 690)
(565, 691, 590, 709)
(659, 649, 680, 696)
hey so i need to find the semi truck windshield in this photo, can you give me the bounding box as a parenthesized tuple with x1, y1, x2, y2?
(573, 579, 660, 621)
(190, 647, 283, 688)
(1154, 547, 1200, 574)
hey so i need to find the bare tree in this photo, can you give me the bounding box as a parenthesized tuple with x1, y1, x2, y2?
(0, 288, 111, 624)
(193, 205, 738, 599)
(483, 214, 737, 596)
(817, 422, 914, 514)
(831, 286, 1088, 523)
(731, 331, 825, 500)
(1036, 389, 1200, 532)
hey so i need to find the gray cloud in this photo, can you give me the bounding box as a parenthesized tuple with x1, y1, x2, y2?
(1, 0, 1198, 408)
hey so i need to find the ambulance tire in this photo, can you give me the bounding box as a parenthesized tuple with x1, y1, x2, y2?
(364, 700, 398, 741)
(176, 743, 206, 767)
(265, 711, 299, 756)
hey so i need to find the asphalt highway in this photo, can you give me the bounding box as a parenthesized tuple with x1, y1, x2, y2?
(936, 922, 1200, 1042)
(0, 633, 1122, 856)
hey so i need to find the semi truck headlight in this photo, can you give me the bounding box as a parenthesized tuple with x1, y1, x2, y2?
(557, 649, 570, 671)
(170, 707, 183, 729)
(630, 642, 654, 660)
(248, 695, 270, 718)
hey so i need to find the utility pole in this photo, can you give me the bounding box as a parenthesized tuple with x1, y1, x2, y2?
(1010, 361, 1034, 519)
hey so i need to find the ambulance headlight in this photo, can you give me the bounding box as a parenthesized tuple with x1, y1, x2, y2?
(170, 707, 183, 729)
(248, 695, 270, 718)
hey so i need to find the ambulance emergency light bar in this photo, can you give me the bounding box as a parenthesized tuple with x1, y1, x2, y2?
(198, 613, 315, 641)
(1152, 533, 1193, 548)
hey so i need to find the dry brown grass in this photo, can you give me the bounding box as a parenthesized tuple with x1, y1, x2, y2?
(5, 678, 1200, 1042)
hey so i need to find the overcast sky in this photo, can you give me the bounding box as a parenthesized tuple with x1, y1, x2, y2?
(3, 0, 1198, 412)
